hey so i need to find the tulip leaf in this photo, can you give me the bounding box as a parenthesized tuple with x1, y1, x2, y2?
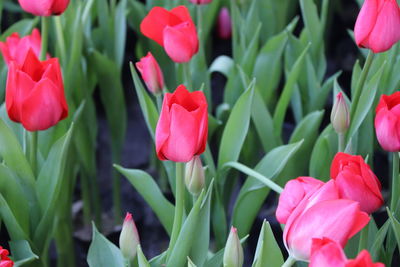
(387, 207, 400, 254)
(113, 0, 127, 68)
(273, 44, 310, 137)
(115, 165, 174, 235)
(209, 56, 234, 77)
(0, 194, 29, 241)
(137, 245, 150, 267)
(218, 81, 255, 169)
(10, 240, 39, 267)
(232, 140, 303, 237)
(87, 223, 125, 267)
(369, 220, 390, 261)
(0, 18, 39, 41)
(129, 62, 159, 139)
(252, 220, 283, 267)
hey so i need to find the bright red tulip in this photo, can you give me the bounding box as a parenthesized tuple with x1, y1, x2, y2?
(0, 246, 14, 267)
(354, 0, 400, 53)
(140, 6, 199, 63)
(375, 92, 400, 151)
(0, 29, 44, 66)
(280, 180, 369, 261)
(189, 0, 212, 4)
(136, 52, 164, 95)
(6, 50, 68, 131)
(18, 0, 70, 16)
(156, 85, 208, 162)
(217, 7, 232, 40)
(310, 238, 384, 267)
(330, 152, 383, 213)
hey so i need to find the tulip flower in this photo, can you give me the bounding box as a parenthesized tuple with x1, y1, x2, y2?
(375, 92, 400, 151)
(331, 92, 350, 134)
(354, 0, 400, 53)
(6, 50, 68, 131)
(330, 152, 383, 213)
(279, 180, 369, 261)
(136, 52, 164, 95)
(310, 238, 384, 267)
(140, 6, 199, 63)
(155, 85, 208, 162)
(217, 7, 232, 40)
(18, 0, 70, 16)
(189, 0, 213, 4)
(223, 227, 243, 267)
(0, 29, 44, 66)
(0, 246, 14, 267)
(119, 213, 140, 261)
(185, 156, 205, 196)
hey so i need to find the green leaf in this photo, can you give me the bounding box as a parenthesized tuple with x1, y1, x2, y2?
(115, 165, 174, 235)
(87, 223, 125, 267)
(387, 207, 400, 254)
(252, 220, 283, 267)
(218, 81, 255, 169)
(232, 140, 303, 237)
(209, 56, 234, 77)
(10, 240, 39, 267)
(273, 44, 310, 137)
(369, 220, 390, 261)
(0, 194, 29, 241)
(113, 0, 127, 68)
(137, 245, 150, 267)
(0, 18, 39, 41)
(129, 62, 159, 139)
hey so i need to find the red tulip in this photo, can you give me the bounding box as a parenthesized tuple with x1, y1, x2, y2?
(155, 85, 208, 162)
(375, 92, 400, 151)
(310, 238, 384, 267)
(18, 0, 70, 16)
(136, 52, 164, 95)
(217, 7, 232, 40)
(6, 50, 68, 131)
(0, 29, 44, 66)
(140, 6, 199, 63)
(330, 152, 383, 213)
(0, 246, 14, 267)
(354, 0, 400, 53)
(189, 0, 213, 4)
(280, 180, 369, 261)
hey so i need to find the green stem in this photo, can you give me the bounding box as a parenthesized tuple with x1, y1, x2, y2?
(81, 174, 92, 225)
(113, 167, 122, 223)
(338, 133, 345, 152)
(391, 152, 399, 211)
(183, 62, 192, 90)
(29, 131, 38, 176)
(40, 16, 50, 61)
(282, 255, 296, 267)
(350, 51, 374, 120)
(54, 16, 67, 65)
(167, 162, 185, 258)
(196, 4, 203, 42)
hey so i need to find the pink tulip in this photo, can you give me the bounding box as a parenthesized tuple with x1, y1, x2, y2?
(354, 0, 400, 53)
(18, 0, 70, 16)
(136, 52, 164, 95)
(0, 29, 44, 66)
(375, 92, 400, 151)
(330, 152, 383, 214)
(217, 7, 232, 40)
(310, 238, 385, 267)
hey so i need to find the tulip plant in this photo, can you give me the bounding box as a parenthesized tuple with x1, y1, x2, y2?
(1, 0, 400, 266)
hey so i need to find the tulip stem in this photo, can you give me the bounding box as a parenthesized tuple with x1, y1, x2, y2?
(29, 131, 38, 176)
(167, 162, 185, 259)
(54, 16, 67, 66)
(349, 51, 374, 124)
(391, 152, 399, 211)
(183, 62, 192, 90)
(282, 255, 296, 267)
(196, 5, 203, 41)
(338, 133, 345, 152)
(40, 16, 50, 61)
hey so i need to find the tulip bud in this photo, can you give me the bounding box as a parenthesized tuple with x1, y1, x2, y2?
(119, 213, 140, 261)
(331, 92, 349, 134)
(136, 52, 164, 95)
(217, 7, 232, 40)
(223, 227, 244, 267)
(185, 156, 205, 196)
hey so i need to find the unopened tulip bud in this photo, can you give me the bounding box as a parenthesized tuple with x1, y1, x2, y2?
(136, 52, 164, 95)
(331, 92, 349, 134)
(185, 156, 205, 196)
(223, 227, 243, 267)
(119, 213, 140, 261)
(217, 7, 232, 40)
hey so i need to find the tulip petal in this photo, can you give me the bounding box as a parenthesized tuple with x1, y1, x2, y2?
(375, 108, 400, 151)
(310, 238, 347, 267)
(156, 97, 171, 161)
(18, 0, 53, 16)
(51, 0, 70, 15)
(21, 78, 64, 131)
(163, 25, 195, 63)
(346, 250, 385, 267)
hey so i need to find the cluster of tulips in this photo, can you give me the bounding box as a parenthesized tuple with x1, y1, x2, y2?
(1, 0, 400, 267)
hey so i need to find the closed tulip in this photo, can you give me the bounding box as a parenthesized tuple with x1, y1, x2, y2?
(217, 7, 232, 40)
(119, 213, 140, 261)
(0, 29, 44, 66)
(279, 180, 369, 261)
(6, 50, 68, 131)
(310, 238, 384, 267)
(331, 92, 350, 134)
(0, 246, 14, 267)
(354, 0, 400, 53)
(155, 85, 208, 162)
(18, 0, 70, 16)
(223, 227, 243, 267)
(375, 92, 400, 151)
(330, 152, 383, 213)
(136, 52, 164, 95)
(140, 6, 199, 63)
